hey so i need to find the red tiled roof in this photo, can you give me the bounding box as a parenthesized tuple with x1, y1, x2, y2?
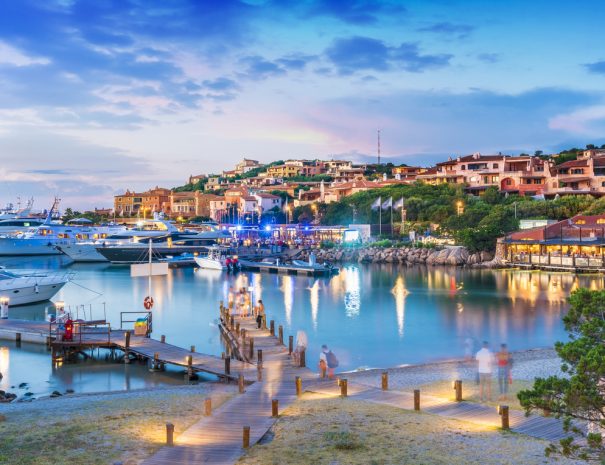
(556, 159, 588, 169)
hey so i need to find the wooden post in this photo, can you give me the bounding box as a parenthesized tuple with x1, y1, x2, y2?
(46, 336, 52, 350)
(300, 349, 306, 368)
(15, 333, 21, 345)
(454, 380, 462, 402)
(262, 315, 267, 330)
(190, 345, 195, 353)
(414, 389, 420, 411)
(257, 349, 263, 365)
(224, 357, 231, 376)
(257, 364, 263, 381)
(278, 325, 283, 345)
(288, 335, 293, 355)
(295, 376, 302, 396)
(161, 334, 165, 343)
(269, 320, 275, 336)
(243, 426, 250, 449)
(249, 337, 254, 360)
(204, 398, 212, 416)
(236, 322, 240, 337)
(124, 331, 130, 364)
(166, 423, 174, 446)
(238, 374, 245, 393)
(272, 399, 279, 417)
(381, 372, 388, 391)
(543, 407, 551, 417)
(499, 405, 510, 429)
(340, 378, 348, 397)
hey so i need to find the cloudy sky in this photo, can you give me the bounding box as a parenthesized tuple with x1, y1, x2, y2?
(1, 0, 605, 209)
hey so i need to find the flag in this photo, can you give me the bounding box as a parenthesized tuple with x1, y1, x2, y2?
(381, 197, 392, 209)
(393, 197, 404, 209)
(371, 197, 382, 210)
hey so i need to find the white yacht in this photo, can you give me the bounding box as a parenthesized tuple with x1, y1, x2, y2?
(0, 217, 125, 256)
(0, 198, 34, 221)
(194, 246, 231, 270)
(0, 218, 45, 236)
(0, 268, 70, 306)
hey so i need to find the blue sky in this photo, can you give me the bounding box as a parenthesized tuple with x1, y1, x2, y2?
(1, 0, 605, 209)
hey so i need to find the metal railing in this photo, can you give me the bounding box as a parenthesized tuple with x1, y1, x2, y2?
(120, 311, 153, 337)
(48, 320, 112, 345)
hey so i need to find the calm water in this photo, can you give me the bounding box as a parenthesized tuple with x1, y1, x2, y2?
(0, 255, 592, 398)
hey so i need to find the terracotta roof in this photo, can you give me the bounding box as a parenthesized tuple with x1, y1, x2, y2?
(556, 159, 588, 169)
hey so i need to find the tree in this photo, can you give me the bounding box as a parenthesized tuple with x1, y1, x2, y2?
(518, 288, 605, 462)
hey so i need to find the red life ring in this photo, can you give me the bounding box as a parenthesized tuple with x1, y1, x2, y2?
(144, 296, 154, 310)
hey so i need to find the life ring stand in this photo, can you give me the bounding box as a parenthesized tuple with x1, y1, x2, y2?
(144, 296, 154, 310)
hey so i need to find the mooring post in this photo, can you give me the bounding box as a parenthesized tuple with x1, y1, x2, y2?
(414, 389, 420, 411)
(272, 399, 279, 417)
(300, 349, 306, 368)
(257, 364, 263, 381)
(499, 405, 510, 429)
(124, 331, 130, 364)
(269, 320, 275, 336)
(15, 332, 21, 346)
(257, 349, 263, 365)
(204, 398, 212, 416)
(382, 372, 388, 391)
(249, 337, 254, 360)
(243, 426, 250, 448)
(190, 345, 195, 353)
(454, 380, 462, 402)
(262, 315, 267, 330)
(278, 325, 283, 345)
(166, 423, 174, 446)
(187, 355, 193, 379)
(236, 322, 240, 337)
(224, 357, 231, 376)
(160, 334, 165, 343)
(288, 335, 293, 355)
(295, 376, 302, 396)
(238, 374, 245, 394)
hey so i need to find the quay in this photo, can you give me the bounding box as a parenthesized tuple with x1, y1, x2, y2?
(238, 258, 338, 276)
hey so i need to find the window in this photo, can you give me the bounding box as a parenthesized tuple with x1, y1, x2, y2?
(493, 163, 498, 169)
(460, 165, 465, 170)
(571, 168, 584, 175)
(598, 219, 605, 224)
(505, 179, 512, 186)
(575, 220, 586, 225)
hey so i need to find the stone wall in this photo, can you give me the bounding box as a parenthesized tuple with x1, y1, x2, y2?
(297, 245, 502, 268)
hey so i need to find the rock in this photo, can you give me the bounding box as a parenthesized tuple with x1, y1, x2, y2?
(24, 392, 33, 397)
(18, 382, 27, 389)
(50, 390, 62, 397)
(65, 389, 75, 394)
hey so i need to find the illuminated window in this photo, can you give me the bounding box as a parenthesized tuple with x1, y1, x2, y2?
(575, 220, 586, 224)
(597, 219, 605, 224)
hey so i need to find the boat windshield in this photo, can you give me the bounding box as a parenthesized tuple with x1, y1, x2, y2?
(132, 221, 169, 231)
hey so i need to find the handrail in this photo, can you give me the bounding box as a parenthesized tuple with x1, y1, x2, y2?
(48, 320, 111, 345)
(120, 311, 152, 337)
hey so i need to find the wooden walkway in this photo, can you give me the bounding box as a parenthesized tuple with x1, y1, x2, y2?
(305, 378, 574, 442)
(142, 312, 316, 465)
(0, 318, 247, 380)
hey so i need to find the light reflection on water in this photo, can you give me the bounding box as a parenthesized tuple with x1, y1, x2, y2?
(0, 256, 594, 395)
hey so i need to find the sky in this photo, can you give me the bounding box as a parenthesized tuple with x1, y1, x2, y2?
(1, 0, 605, 210)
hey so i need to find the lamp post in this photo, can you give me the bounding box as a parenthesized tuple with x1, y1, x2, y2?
(0, 297, 9, 319)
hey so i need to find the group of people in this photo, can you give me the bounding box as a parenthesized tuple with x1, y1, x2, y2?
(474, 341, 512, 401)
(227, 286, 263, 319)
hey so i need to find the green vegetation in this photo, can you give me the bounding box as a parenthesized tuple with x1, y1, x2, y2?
(61, 208, 110, 223)
(519, 288, 605, 463)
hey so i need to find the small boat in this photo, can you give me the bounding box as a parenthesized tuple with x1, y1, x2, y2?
(194, 246, 239, 271)
(0, 268, 71, 306)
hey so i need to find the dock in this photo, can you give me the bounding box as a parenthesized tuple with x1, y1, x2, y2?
(238, 259, 338, 276)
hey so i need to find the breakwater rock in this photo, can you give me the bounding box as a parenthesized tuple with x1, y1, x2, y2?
(296, 245, 503, 268)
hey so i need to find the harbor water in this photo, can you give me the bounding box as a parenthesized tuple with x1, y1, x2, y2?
(0, 255, 584, 399)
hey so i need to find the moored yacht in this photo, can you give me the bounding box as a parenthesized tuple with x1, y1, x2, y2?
(0, 268, 71, 306)
(0, 218, 45, 236)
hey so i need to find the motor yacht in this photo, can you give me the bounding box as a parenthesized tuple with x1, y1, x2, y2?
(0, 218, 45, 236)
(194, 246, 236, 271)
(0, 268, 71, 306)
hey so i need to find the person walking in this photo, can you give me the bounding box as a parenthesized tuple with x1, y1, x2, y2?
(255, 299, 265, 329)
(475, 341, 495, 402)
(496, 343, 512, 400)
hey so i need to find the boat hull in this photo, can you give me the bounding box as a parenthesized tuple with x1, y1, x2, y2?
(194, 256, 227, 270)
(58, 243, 108, 262)
(97, 245, 211, 264)
(0, 278, 67, 306)
(0, 238, 63, 256)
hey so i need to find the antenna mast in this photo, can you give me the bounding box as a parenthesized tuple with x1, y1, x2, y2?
(377, 129, 381, 165)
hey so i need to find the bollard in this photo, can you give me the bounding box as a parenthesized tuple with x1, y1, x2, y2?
(257, 364, 263, 381)
(241, 329, 246, 341)
(272, 399, 279, 417)
(257, 349, 263, 365)
(187, 355, 192, 367)
(414, 389, 420, 411)
(166, 423, 174, 446)
(499, 405, 510, 429)
(161, 334, 166, 343)
(224, 357, 231, 376)
(243, 426, 250, 448)
(295, 376, 302, 396)
(278, 325, 284, 345)
(221, 351, 225, 359)
(288, 335, 293, 355)
(262, 315, 267, 330)
(382, 372, 388, 391)
(15, 332, 20, 346)
(204, 398, 212, 416)
(340, 378, 348, 397)
(236, 322, 240, 336)
(124, 332, 131, 364)
(269, 320, 275, 336)
(454, 380, 462, 402)
(190, 345, 195, 353)
(249, 337, 254, 360)
(238, 374, 245, 394)
(300, 349, 306, 368)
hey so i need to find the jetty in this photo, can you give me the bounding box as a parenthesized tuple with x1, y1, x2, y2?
(238, 259, 338, 276)
(0, 313, 251, 381)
